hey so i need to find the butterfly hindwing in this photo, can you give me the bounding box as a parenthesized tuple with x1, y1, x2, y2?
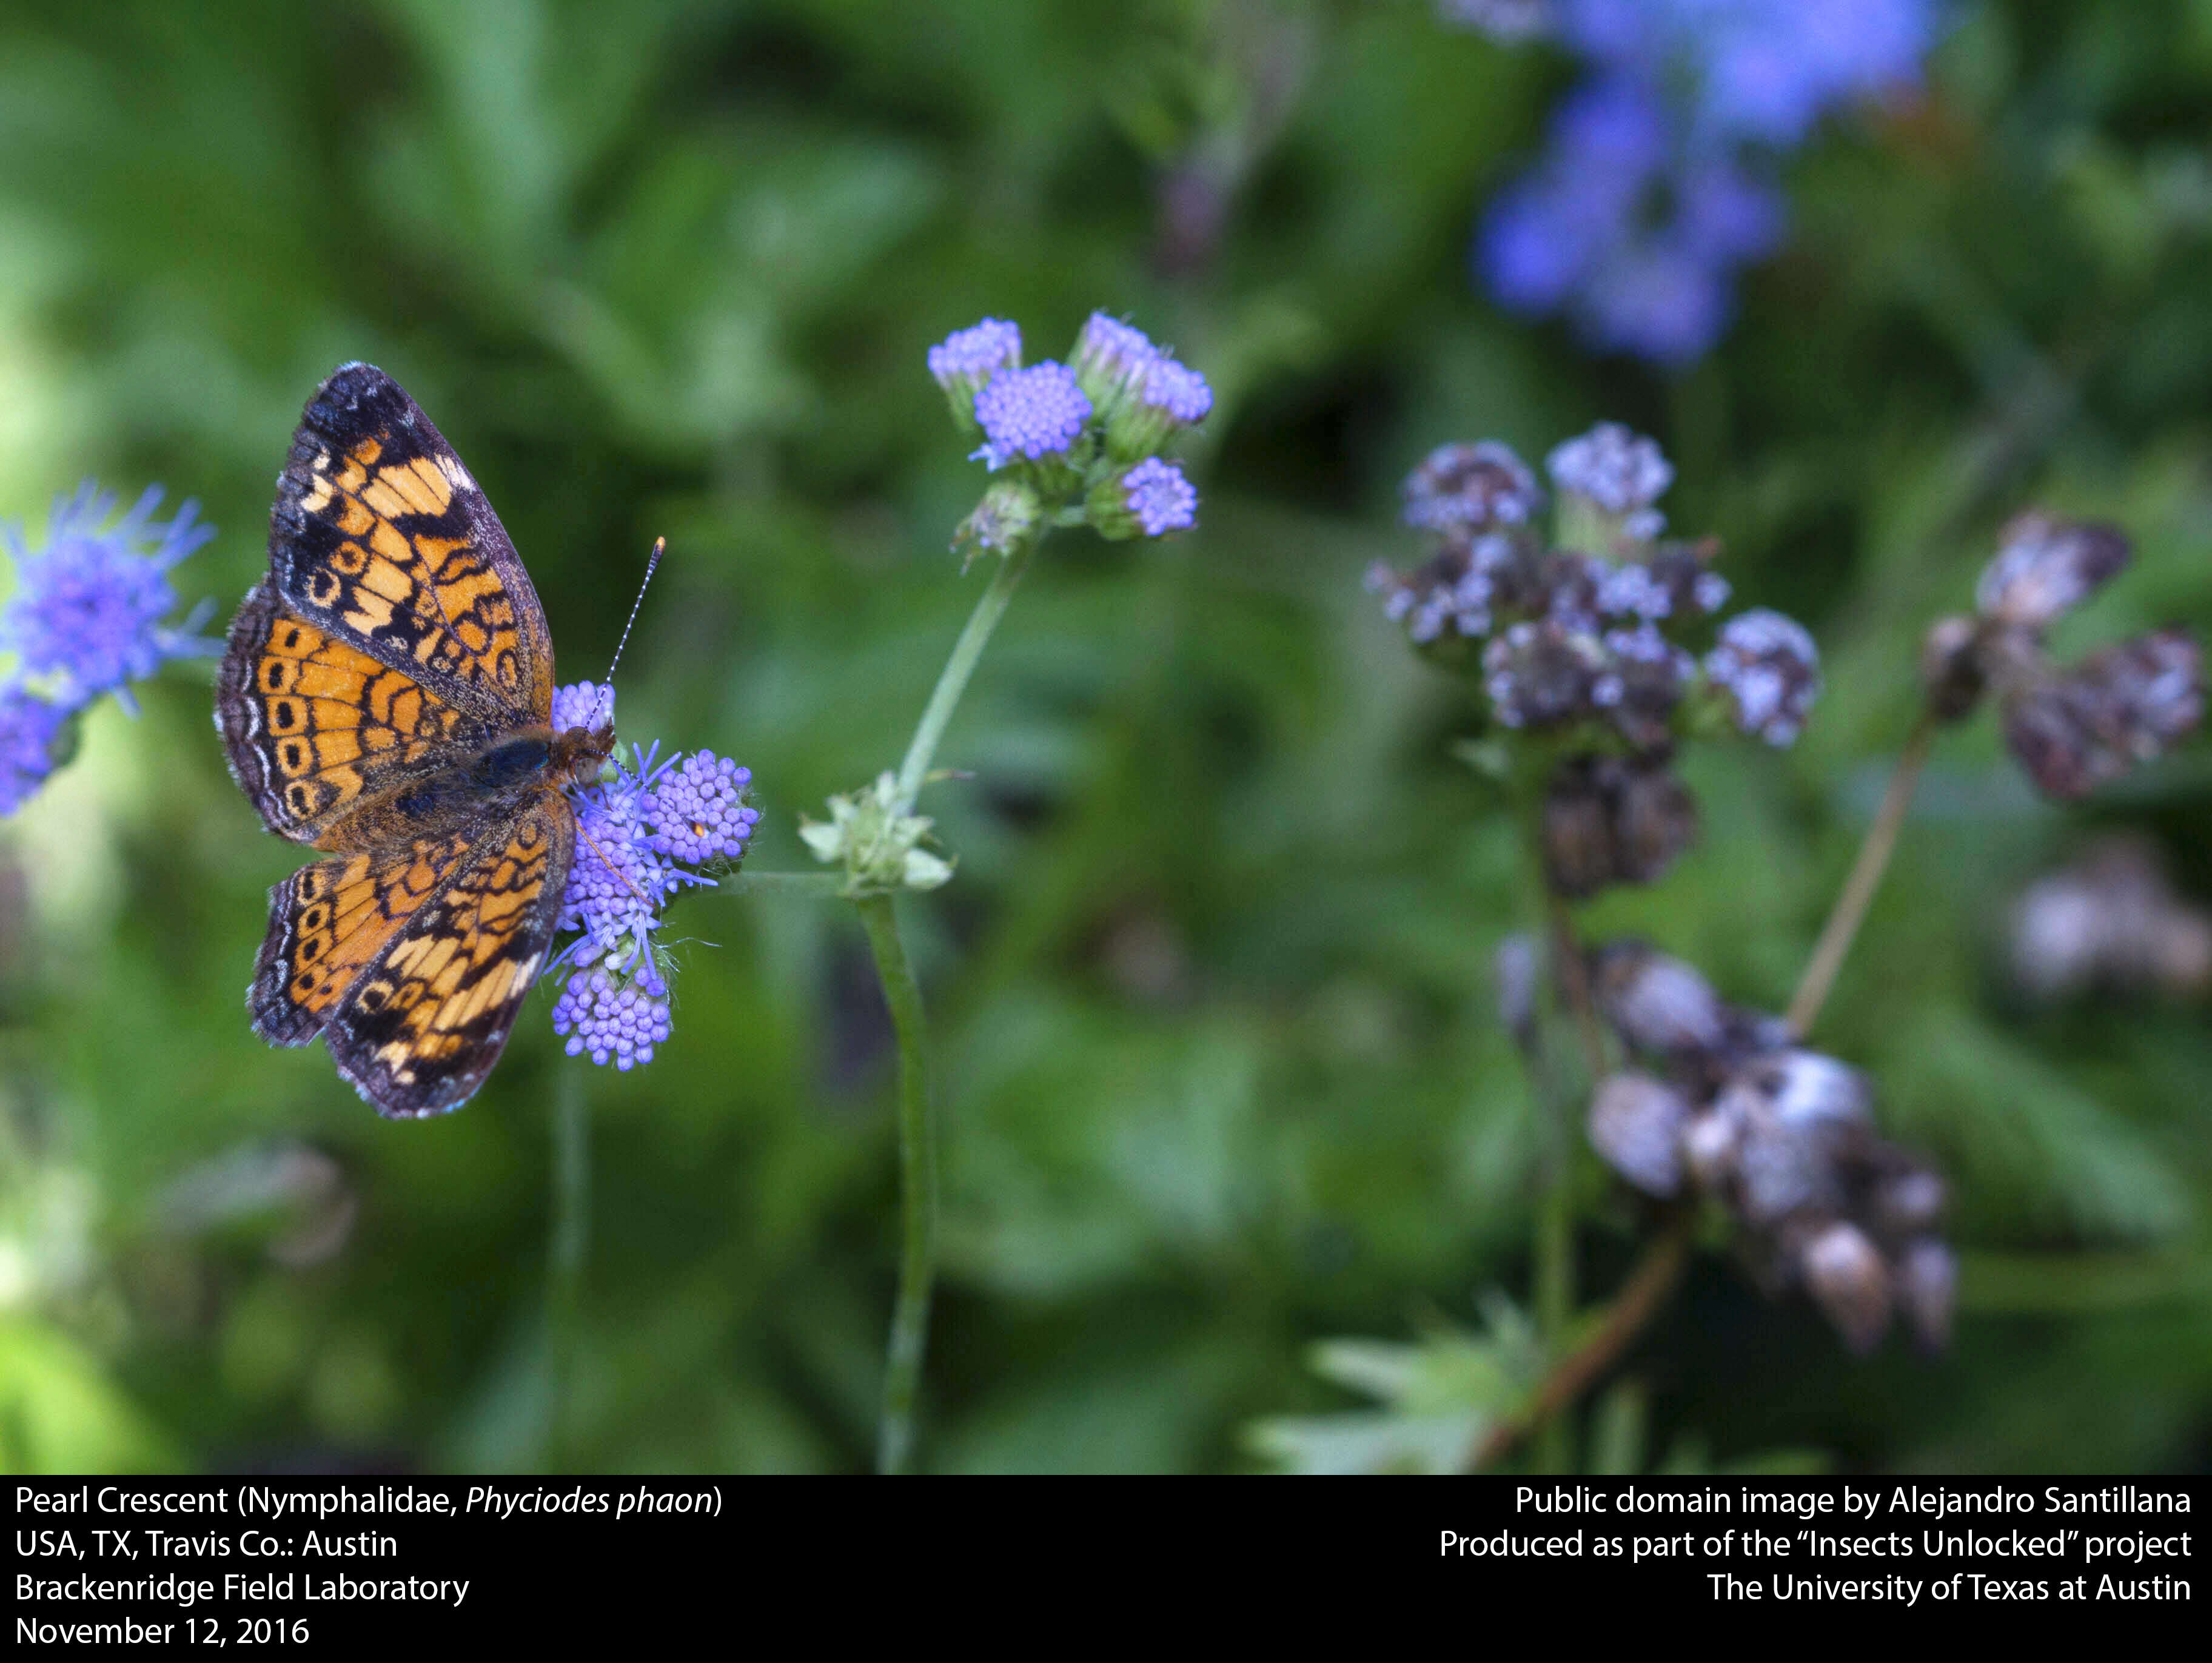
(323, 798, 574, 1118)
(249, 831, 480, 1046)
(269, 362, 556, 728)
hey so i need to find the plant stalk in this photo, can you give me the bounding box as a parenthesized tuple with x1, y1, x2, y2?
(859, 893, 938, 1476)
(894, 537, 1039, 813)
(1469, 1217, 1692, 1472)
(1786, 714, 1937, 1038)
(548, 1069, 589, 1468)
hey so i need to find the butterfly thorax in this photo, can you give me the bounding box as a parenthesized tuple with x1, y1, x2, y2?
(307, 723, 609, 852)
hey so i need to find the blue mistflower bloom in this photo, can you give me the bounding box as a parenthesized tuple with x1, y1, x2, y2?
(928, 318, 1023, 432)
(1073, 312, 1160, 405)
(0, 687, 67, 815)
(930, 309, 1208, 557)
(552, 678, 614, 734)
(928, 317, 1022, 394)
(552, 964, 674, 1070)
(2, 483, 216, 716)
(558, 740, 702, 967)
(972, 363, 1093, 470)
(646, 750, 759, 865)
(1119, 459, 1199, 537)
(545, 682, 757, 1073)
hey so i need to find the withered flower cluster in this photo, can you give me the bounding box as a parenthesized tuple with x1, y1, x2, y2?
(1367, 425, 1820, 899)
(1922, 512, 2203, 799)
(1583, 944, 1955, 1354)
(2011, 835, 2212, 1003)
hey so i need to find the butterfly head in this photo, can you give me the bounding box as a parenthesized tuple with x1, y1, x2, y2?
(551, 717, 617, 789)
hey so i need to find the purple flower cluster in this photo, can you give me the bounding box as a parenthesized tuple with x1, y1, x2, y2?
(548, 684, 758, 1073)
(1920, 513, 2204, 799)
(0, 483, 216, 815)
(1371, 422, 1823, 901)
(0, 691, 69, 816)
(1468, 1, 1937, 364)
(1368, 424, 1777, 756)
(1587, 942, 1954, 1353)
(928, 312, 1211, 546)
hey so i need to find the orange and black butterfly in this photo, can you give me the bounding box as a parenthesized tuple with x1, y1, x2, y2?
(216, 364, 612, 1117)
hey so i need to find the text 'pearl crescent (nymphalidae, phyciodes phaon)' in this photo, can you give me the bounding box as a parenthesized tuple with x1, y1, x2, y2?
(216, 363, 614, 1117)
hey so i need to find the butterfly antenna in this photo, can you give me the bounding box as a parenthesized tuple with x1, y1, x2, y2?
(604, 537, 664, 688)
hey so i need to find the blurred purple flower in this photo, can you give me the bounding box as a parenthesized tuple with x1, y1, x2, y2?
(2, 483, 216, 716)
(0, 687, 67, 815)
(1475, 0, 1934, 364)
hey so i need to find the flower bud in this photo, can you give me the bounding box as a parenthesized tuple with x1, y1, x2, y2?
(927, 318, 1022, 435)
(1800, 1221, 1892, 1354)
(1704, 608, 1820, 746)
(1681, 1106, 1740, 1192)
(1976, 512, 2130, 631)
(1919, 614, 1986, 722)
(1401, 442, 1543, 534)
(1104, 355, 1213, 463)
(1871, 1168, 1946, 1237)
(1541, 761, 1616, 899)
(1547, 422, 1672, 548)
(1070, 312, 1157, 415)
(2003, 628, 2204, 800)
(1483, 619, 1607, 729)
(1087, 458, 1197, 541)
(954, 478, 1042, 560)
(1587, 1072, 1692, 1197)
(1895, 1237, 1957, 1352)
(970, 362, 1092, 474)
(1610, 758, 1698, 884)
(1593, 942, 1727, 1058)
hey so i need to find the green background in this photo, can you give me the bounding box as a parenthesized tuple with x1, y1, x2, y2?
(1, 0, 2208, 1473)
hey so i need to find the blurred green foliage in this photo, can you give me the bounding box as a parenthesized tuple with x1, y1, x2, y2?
(1, 0, 2209, 1474)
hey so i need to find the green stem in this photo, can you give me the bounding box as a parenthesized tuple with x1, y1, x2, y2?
(725, 870, 846, 897)
(1786, 714, 1937, 1038)
(548, 1069, 589, 1469)
(893, 537, 1039, 812)
(858, 893, 937, 1476)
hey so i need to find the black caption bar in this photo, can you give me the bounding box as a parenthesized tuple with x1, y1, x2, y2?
(8, 1475, 2203, 1637)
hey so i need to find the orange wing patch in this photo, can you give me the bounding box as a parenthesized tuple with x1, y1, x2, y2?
(249, 831, 478, 1047)
(325, 801, 574, 1117)
(285, 434, 540, 711)
(217, 582, 486, 845)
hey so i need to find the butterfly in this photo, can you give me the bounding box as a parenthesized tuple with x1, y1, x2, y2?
(216, 363, 614, 1117)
